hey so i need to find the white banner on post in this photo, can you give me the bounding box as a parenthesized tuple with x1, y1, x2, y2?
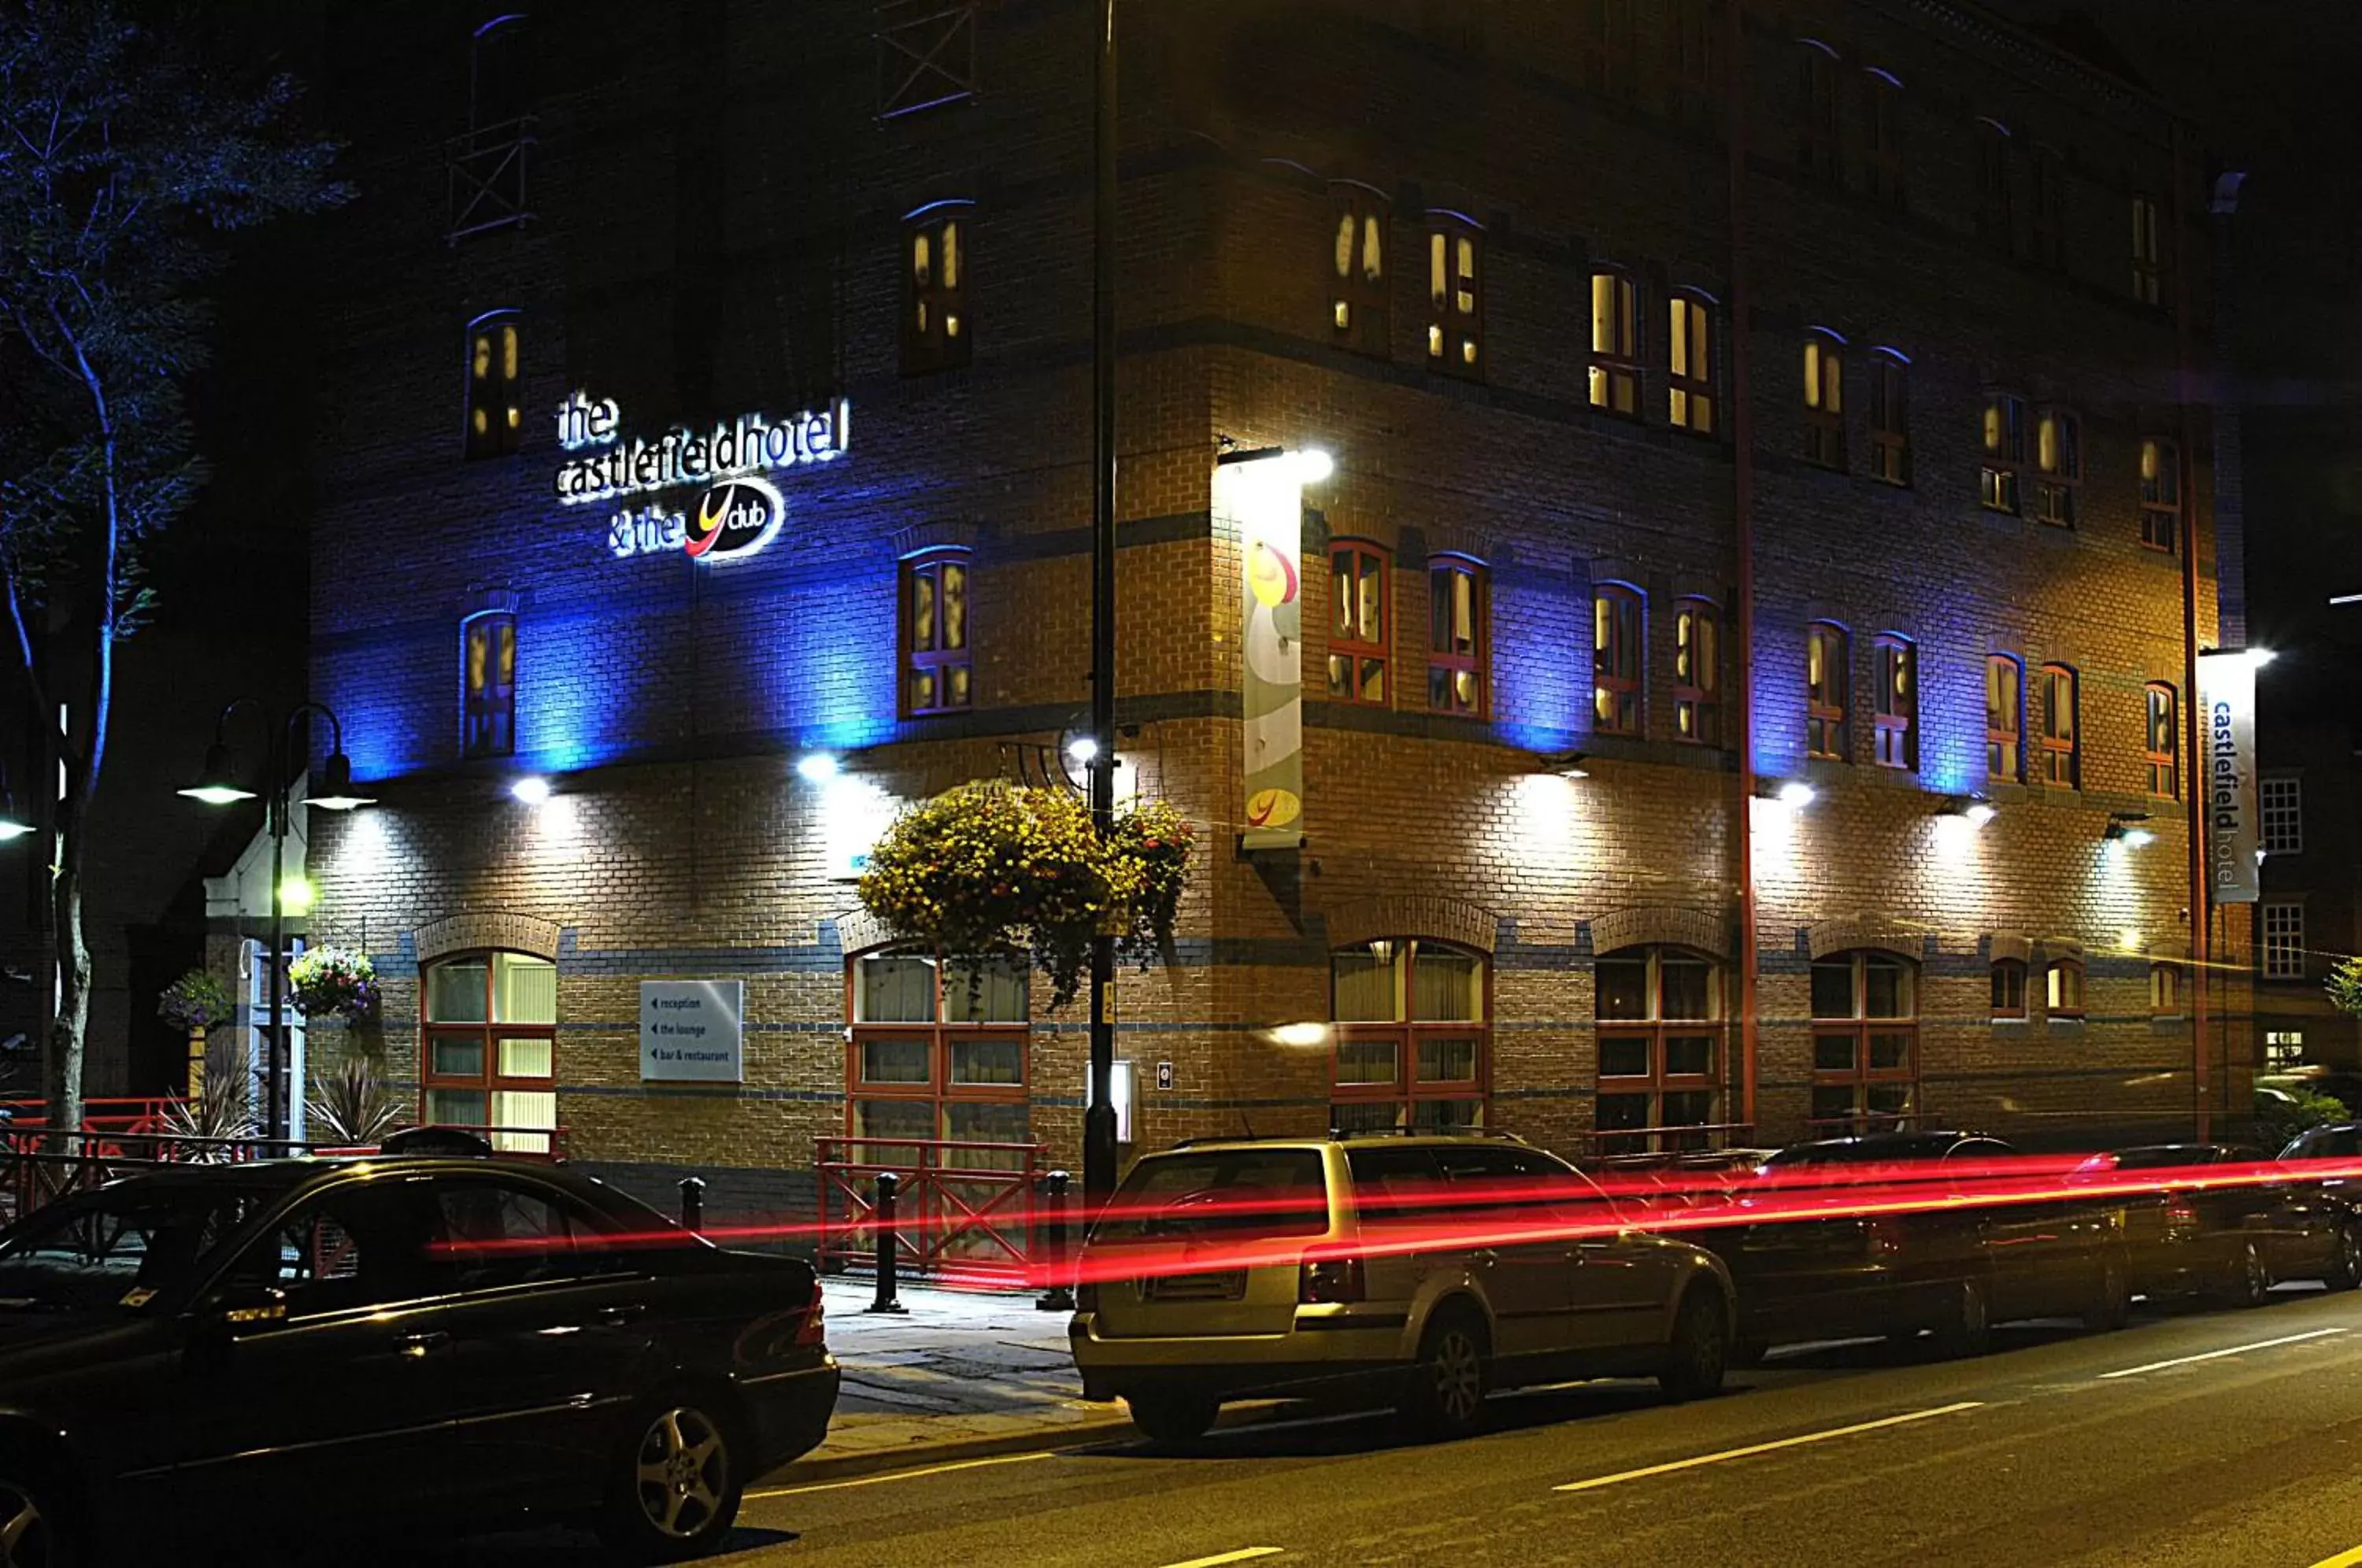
(2199, 650, 2260, 905)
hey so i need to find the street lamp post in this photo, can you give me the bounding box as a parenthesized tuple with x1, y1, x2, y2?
(1083, 0, 1121, 1213)
(180, 699, 373, 1144)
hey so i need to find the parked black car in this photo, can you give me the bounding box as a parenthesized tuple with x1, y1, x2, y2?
(1709, 1131, 2129, 1362)
(0, 1156, 839, 1565)
(2077, 1145, 2283, 1305)
(2268, 1123, 2362, 1288)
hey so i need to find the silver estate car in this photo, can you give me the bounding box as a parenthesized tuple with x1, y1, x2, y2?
(1068, 1134, 1737, 1443)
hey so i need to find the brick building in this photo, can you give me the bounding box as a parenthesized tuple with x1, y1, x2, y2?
(252, 0, 2255, 1222)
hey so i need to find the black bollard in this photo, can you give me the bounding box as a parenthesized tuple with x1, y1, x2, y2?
(677, 1175, 706, 1236)
(866, 1170, 908, 1315)
(1036, 1168, 1076, 1311)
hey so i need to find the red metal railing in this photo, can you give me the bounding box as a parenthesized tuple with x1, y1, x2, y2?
(818, 1135, 1044, 1285)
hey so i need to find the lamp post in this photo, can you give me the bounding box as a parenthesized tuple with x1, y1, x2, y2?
(179, 700, 373, 1143)
(1083, 0, 1121, 1213)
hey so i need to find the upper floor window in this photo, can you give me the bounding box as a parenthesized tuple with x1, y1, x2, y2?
(464, 312, 522, 460)
(1594, 584, 1644, 736)
(1574, 0, 1638, 100)
(1668, 292, 1715, 434)
(1803, 332, 1845, 469)
(1797, 42, 1842, 185)
(470, 15, 532, 136)
(1868, 349, 1909, 485)
(1980, 393, 2025, 514)
(850, 950, 1028, 1148)
(1666, 0, 1717, 126)
(1975, 118, 2014, 247)
(902, 203, 972, 375)
(1810, 951, 1918, 1132)
(1806, 622, 1849, 760)
(2140, 438, 2181, 553)
(902, 549, 972, 715)
(1331, 190, 1390, 357)
(1596, 946, 1725, 1152)
(2261, 775, 2303, 856)
(2038, 664, 2079, 788)
(1428, 557, 1486, 716)
(878, 0, 979, 117)
(1864, 69, 1905, 208)
(1590, 270, 1641, 418)
(2145, 683, 2179, 799)
(1332, 940, 1488, 1133)
(423, 951, 558, 1154)
(2149, 963, 2182, 1018)
(2031, 409, 2082, 527)
(1328, 542, 1390, 706)
(1427, 213, 1483, 378)
(2030, 145, 2068, 268)
(461, 612, 517, 760)
(2131, 194, 2163, 305)
(2262, 903, 2305, 981)
(450, 16, 533, 241)
(1673, 598, 1721, 745)
(1990, 959, 2027, 1020)
(1872, 635, 1916, 771)
(1986, 653, 2023, 782)
(2045, 957, 2086, 1019)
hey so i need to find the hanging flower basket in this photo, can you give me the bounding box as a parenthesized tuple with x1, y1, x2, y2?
(288, 945, 380, 1023)
(157, 968, 233, 1033)
(857, 782, 1195, 1011)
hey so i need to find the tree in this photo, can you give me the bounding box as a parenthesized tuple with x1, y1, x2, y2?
(0, 1, 346, 1135)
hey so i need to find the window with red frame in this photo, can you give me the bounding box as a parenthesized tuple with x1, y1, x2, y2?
(1590, 270, 1641, 417)
(1327, 542, 1390, 705)
(1595, 946, 1725, 1153)
(461, 611, 516, 760)
(2141, 437, 2181, 552)
(1594, 584, 1644, 735)
(1873, 635, 1916, 770)
(1331, 940, 1487, 1133)
(1803, 333, 1845, 469)
(1868, 349, 1909, 485)
(421, 952, 557, 1155)
(2145, 682, 2179, 799)
(1807, 622, 1849, 760)
(902, 203, 972, 375)
(2038, 664, 2079, 788)
(2032, 408, 2081, 527)
(848, 951, 1028, 1153)
(1987, 654, 2024, 782)
(1331, 188, 1390, 357)
(903, 550, 972, 715)
(1990, 959, 2027, 1020)
(2045, 957, 2086, 1019)
(1674, 598, 1721, 745)
(1810, 951, 1917, 1133)
(1428, 557, 1486, 715)
(1426, 213, 1483, 377)
(1668, 292, 1715, 434)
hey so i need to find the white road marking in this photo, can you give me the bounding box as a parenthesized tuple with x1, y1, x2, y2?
(746, 1450, 1054, 1498)
(2097, 1326, 2345, 1380)
(1553, 1401, 1986, 1492)
(1154, 1551, 1285, 1568)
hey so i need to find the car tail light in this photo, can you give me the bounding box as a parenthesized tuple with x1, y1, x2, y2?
(1298, 1256, 1364, 1304)
(794, 1277, 827, 1346)
(2164, 1196, 2198, 1239)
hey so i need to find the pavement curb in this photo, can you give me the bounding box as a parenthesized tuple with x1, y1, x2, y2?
(757, 1400, 1287, 1489)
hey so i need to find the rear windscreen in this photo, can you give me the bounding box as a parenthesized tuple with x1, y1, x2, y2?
(1092, 1150, 1330, 1242)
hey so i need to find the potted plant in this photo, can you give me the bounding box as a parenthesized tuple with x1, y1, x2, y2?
(157, 967, 233, 1100)
(287, 945, 379, 1023)
(306, 1054, 409, 1152)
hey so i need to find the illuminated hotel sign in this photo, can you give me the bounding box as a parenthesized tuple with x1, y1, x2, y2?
(553, 390, 851, 563)
(2198, 649, 2260, 904)
(1217, 453, 1307, 849)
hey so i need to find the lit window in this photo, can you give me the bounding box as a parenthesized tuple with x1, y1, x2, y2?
(1803, 332, 1846, 469)
(1427, 557, 1486, 716)
(2030, 145, 2068, 268)
(1868, 349, 1909, 484)
(1331, 940, 1487, 1133)
(903, 550, 973, 715)
(2141, 438, 2181, 553)
(1673, 598, 1721, 745)
(463, 312, 522, 460)
(1980, 393, 2025, 514)
(2261, 776, 2303, 856)
(2038, 664, 2078, 788)
(2266, 1030, 2305, 1069)
(461, 612, 517, 760)
(1594, 584, 1644, 736)
(1797, 41, 1841, 184)
(1872, 636, 1916, 771)
(1331, 189, 1390, 357)
(1810, 951, 1918, 1133)
(1668, 293, 1715, 434)
(1590, 271, 1641, 418)
(2045, 958, 2085, 1019)
(2149, 963, 2182, 1018)
(2145, 684, 2179, 799)
(1975, 118, 2013, 247)
(1986, 654, 2023, 782)
(1595, 945, 1725, 1154)
(1427, 213, 1483, 378)
(2262, 903, 2305, 981)
(850, 950, 1029, 1150)
(1990, 960, 2027, 1020)
(2131, 194, 2163, 305)
(1806, 622, 1849, 760)
(2031, 409, 2082, 527)
(1328, 542, 1390, 706)
(423, 952, 558, 1155)
(1864, 69, 1905, 208)
(903, 204, 972, 375)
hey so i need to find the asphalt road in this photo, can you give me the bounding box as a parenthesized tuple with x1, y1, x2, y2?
(402, 1285, 2362, 1568)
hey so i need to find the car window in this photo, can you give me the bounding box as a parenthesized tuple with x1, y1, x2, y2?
(1093, 1149, 1331, 1242)
(429, 1177, 616, 1289)
(1946, 1140, 2014, 1162)
(222, 1184, 436, 1318)
(1346, 1147, 1451, 1225)
(0, 1185, 274, 1311)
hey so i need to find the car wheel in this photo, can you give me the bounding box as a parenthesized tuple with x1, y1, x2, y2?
(1125, 1393, 1219, 1446)
(1658, 1288, 1729, 1402)
(2228, 1238, 2271, 1308)
(598, 1398, 743, 1563)
(2083, 1250, 2132, 1333)
(1397, 1305, 1490, 1440)
(1729, 1336, 1770, 1370)
(1931, 1274, 1993, 1359)
(2328, 1226, 2362, 1292)
(0, 1475, 63, 1568)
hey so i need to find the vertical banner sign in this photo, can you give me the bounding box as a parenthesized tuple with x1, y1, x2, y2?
(2199, 650, 2260, 904)
(1220, 457, 1305, 848)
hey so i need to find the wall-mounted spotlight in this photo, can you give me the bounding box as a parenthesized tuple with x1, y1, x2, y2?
(796, 752, 842, 784)
(1946, 796, 1997, 827)
(1539, 751, 1590, 779)
(510, 775, 553, 806)
(2106, 811, 2155, 848)
(1772, 780, 1816, 808)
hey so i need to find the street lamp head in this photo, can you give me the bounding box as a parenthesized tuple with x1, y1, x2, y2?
(1065, 735, 1100, 766)
(305, 751, 376, 813)
(177, 742, 257, 807)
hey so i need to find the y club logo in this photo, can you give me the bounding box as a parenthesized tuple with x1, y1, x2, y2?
(684, 479, 786, 562)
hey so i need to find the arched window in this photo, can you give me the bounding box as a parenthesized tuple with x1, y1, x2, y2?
(1595, 945, 1724, 1152)
(1803, 331, 1846, 469)
(1668, 290, 1715, 434)
(1981, 392, 2026, 513)
(2045, 956, 2086, 1019)
(1673, 598, 1720, 745)
(453, 15, 532, 238)
(1594, 583, 1644, 736)
(2032, 407, 2082, 527)
(1864, 68, 1905, 206)
(1797, 41, 1841, 183)
(2145, 683, 2179, 799)
(1990, 958, 2027, 1020)
(463, 311, 522, 460)
(1426, 211, 1483, 377)
(2038, 664, 2079, 788)
(1986, 654, 2023, 782)
(423, 951, 557, 1153)
(1806, 621, 1849, 760)
(1868, 348, 1909, 485)
(1589, 268, 1641, 417)
(1331, 186, 1390, 357)
(461, 610, 517, 758)
(1328, 540, 1390, 706)
(1975, 116, 2014, 246)
(903, 548, 973, 715)
(848, 950, 1029, 1148)
(1427, 555, 1486, 715)
(1872, 634, 1916, 770)
(2141, 437, 2182, 553)
(2149, 963, 2182, 1018)
(902, 201, 973, 375)
(1809, 949, 1917, 1132)
(470, 14, 531, 135)
(1331, 940, 1487, 1133)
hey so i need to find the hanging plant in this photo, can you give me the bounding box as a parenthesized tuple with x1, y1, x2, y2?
(157, 968, 232, 1033)
(857, 782, 1194, 1011)
(287, 945, 379, 1023)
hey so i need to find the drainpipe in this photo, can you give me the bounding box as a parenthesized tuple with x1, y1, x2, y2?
(1727, 0, 1761, 1133)
(2171, 117, 2210, 1141)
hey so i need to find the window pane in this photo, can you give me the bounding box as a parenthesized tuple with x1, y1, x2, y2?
(1335, 1100, 1403, 1134)
(1810, 961, 1854, 1019)
(942, 956, 1027, 1023)
(497, 1037, 553, 1079)
(911, 569, 938, 651)
(941, 564, 968, 650)
(492, 953, 557, 1024)
(1596, 1093, 1651, 1134)
(1416, 1036, 1479, 1084)
(1660, 960, 1715, 1020)
(1868, 1032, 1912, 1071)
(950, 1037, 1024, 1086)
(1866, 1083, 1914, 1118)
(861, 1038, 931, 1085)
(1333, 945, 1402, 1023)
(1664, 1035, 1715, 1078)
(431, 1037, 485, 1079)
(427, 961, 488, 1024)
(1864, 959, 1912, 1018)
(1412, 1098, 1483, 1133)
(946, 1101, 1027, 1146)
(1599, 1037, 1650, 1077)
(491, 1091, 557, 1145)
(853, 1098, 936, 1144)
(425, 1088, 487, 1128)
(1596, 959, 1649, 1021)
(857, 956, 936, 1023)
(1335, 1037, 1400, 1085)
(1410, 947, 1482, 1021)
(1661, 1089, 1716, 1130)
(1813, 1033, 1858, 1072)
